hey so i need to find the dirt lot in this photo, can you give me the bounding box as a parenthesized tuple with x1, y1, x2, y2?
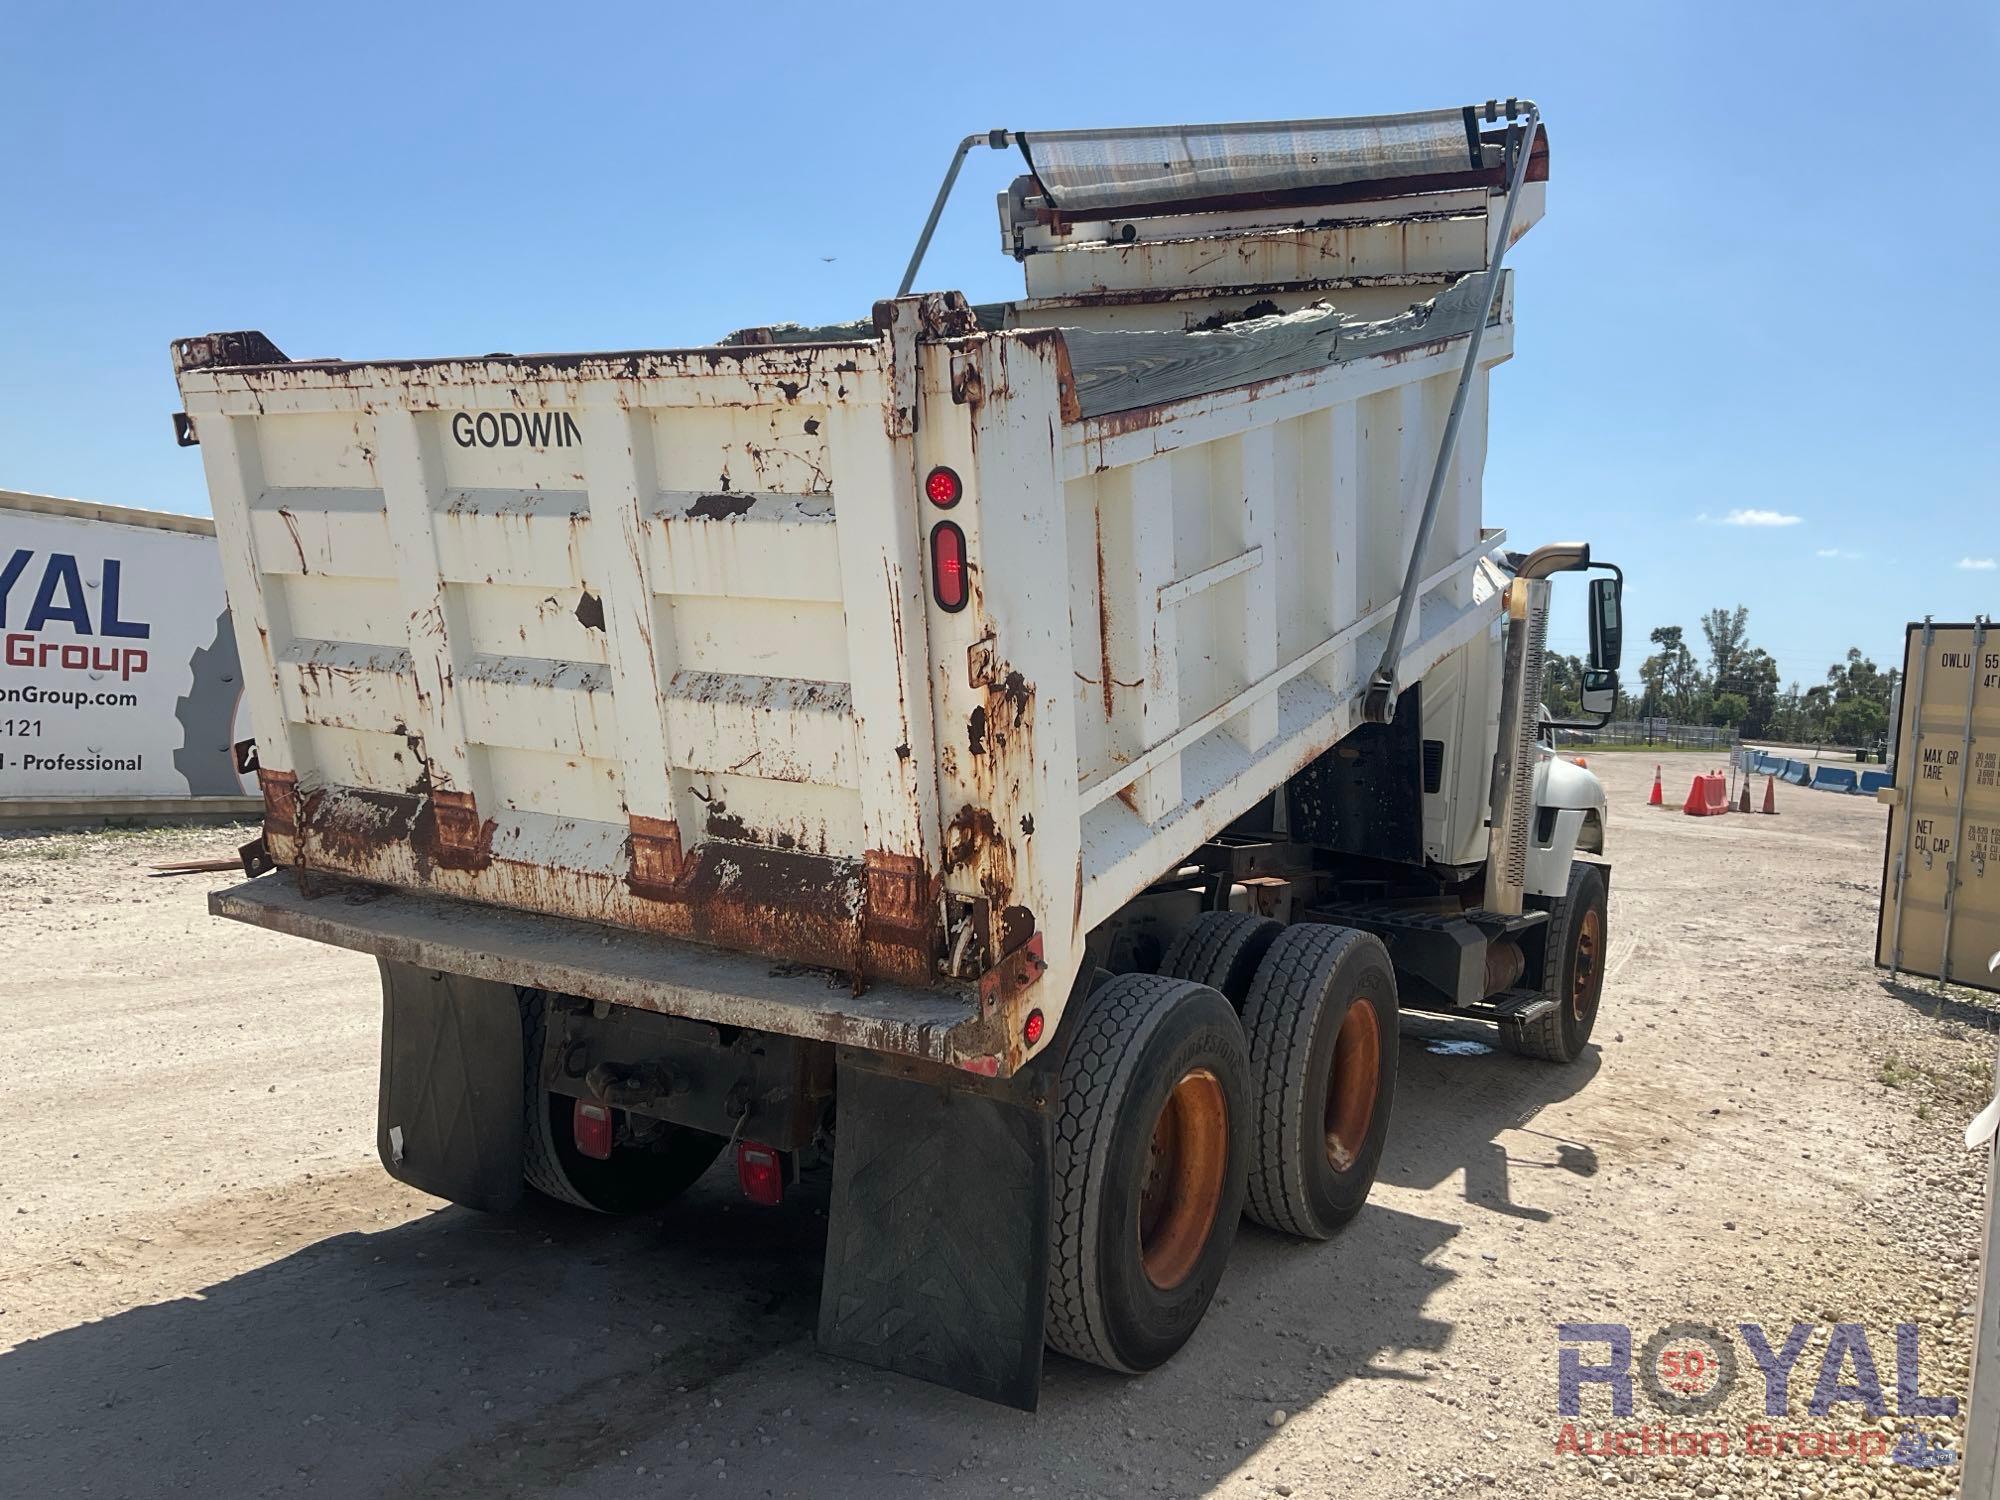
(1, 753, 1992, 1499)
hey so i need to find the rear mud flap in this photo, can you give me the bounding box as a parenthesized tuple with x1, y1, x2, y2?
(817, 1052, 1052, 1409)
(375, 960, 525, 1212)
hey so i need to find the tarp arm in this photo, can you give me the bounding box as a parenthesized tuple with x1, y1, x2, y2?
(898, 130, 1015, 298)
(1363, 100, 1542, 726)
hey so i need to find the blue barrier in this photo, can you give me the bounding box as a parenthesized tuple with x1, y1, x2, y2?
(1811, 765, 1859, 793)
(1858, 769, 1892, 795)
(1753, 751, 1785, 776)
(1783, 760, 1813, 785)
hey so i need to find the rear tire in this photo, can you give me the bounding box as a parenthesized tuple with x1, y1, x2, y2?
(1499, 862, 1607, 1064)
(520, 990, 727, 1213)
(1160, 911, 1282, 1007)
(1045, 974, 1250, 1374)
(1239, 925, 1398, 1239)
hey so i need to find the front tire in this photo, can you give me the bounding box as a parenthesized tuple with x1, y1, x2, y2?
(1240, 925, 1399, 1239)
(1045, 974, 1250, 1374)
(1500, 862, 1608, 1064)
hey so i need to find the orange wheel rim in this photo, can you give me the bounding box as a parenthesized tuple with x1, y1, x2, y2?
(1137, 1068, 1229, 1290)
(1324, 1001, 1381, 1173)
(1571, 909, 1603, 1022)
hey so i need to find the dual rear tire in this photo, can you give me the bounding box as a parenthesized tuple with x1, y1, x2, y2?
(1045, 974, 1250, 1373)
(1046, 922, 1399, 1372)
(519, 990, 726, 1213)
(1239, 925, 1398, 1238)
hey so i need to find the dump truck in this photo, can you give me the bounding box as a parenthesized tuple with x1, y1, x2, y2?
(169, 101, 1623, 1408)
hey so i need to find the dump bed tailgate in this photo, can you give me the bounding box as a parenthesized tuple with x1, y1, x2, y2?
(175, 334, 947, 989)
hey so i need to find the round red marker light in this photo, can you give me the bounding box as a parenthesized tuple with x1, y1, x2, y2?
(1022, 1009, 1045, 1047)
(925, 466, 962, 508)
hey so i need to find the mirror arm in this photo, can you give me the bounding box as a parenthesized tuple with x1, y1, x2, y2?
(1544, 709, 1616, 732)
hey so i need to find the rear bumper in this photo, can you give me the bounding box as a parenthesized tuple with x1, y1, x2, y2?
(211, 872, 995, 1067)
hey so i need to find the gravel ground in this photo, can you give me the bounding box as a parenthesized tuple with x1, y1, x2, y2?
(0, 754, 1992, 1499)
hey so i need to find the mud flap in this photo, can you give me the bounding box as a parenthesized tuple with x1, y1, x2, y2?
(817, 1051, 1052, 1409)
(375, 960, 525, 1212)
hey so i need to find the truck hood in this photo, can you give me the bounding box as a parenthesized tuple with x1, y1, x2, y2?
(1535, 745, 1607, 815)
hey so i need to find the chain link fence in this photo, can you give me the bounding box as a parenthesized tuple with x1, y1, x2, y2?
(1558, 719, 1740, 750)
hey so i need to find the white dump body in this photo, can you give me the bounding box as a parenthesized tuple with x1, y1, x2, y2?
(179, 143, 1531, 1077)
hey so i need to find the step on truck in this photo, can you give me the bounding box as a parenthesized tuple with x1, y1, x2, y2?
(171, 101, 1622, 1408)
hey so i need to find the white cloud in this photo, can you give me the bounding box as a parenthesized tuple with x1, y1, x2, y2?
(1958, 556, 1997, 571)
(1815, 547, 1856, 559)
(1720, 508, 1803, 527)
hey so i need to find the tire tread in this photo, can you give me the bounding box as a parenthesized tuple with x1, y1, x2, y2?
(1239, 925, 1375, 1237)
(1046, 973, 1237, 1372)
(1161, 911, 1281, 1004)
(519, 990, 594, 1208)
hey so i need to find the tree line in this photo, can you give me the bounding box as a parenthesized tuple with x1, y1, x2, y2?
(1542, 606, 1899, 746)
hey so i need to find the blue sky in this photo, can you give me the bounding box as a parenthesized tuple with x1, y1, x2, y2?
(4, 1, 1994, 689)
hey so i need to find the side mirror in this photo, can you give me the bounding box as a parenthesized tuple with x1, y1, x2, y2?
(1580, 668, 1618, 717)
(1588, 574, 1623, 671)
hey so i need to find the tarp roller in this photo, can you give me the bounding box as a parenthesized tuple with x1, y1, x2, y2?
(1018, 108, 1482, 215)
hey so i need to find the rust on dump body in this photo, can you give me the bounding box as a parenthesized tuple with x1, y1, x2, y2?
(266, 787, 942, 991)
(293, 782, 495, 881)
(942, 638, 1044, 994)
(257, 768, 299, 843)
(978, 931, 1047, 1015)
(420, 788, 497, 873)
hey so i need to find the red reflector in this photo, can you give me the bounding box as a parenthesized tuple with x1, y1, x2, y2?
(925, 466, 963, 508)
(736, 1142, 785, 1206)
(572, 1099, 614, 1160)
(930, 521, 968, 612)
(1022, 1009, 1045, 1047)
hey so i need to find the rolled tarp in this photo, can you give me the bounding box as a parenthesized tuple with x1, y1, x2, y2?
(1019, 108, 1484, 215)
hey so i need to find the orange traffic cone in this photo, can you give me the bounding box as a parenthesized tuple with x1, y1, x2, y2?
(1762, 774, 1777, 815)
(1648, 765, 1664, 806)
(1738, 780, 1752, 814)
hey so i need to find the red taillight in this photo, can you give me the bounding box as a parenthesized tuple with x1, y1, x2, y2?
(930, 521, 968, 612)
(924, 466, 962, 508)
(1022, 1009, 1045, 1047)
(736, 1142, 785, 1206)
(572, 1099, 614, 1160)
